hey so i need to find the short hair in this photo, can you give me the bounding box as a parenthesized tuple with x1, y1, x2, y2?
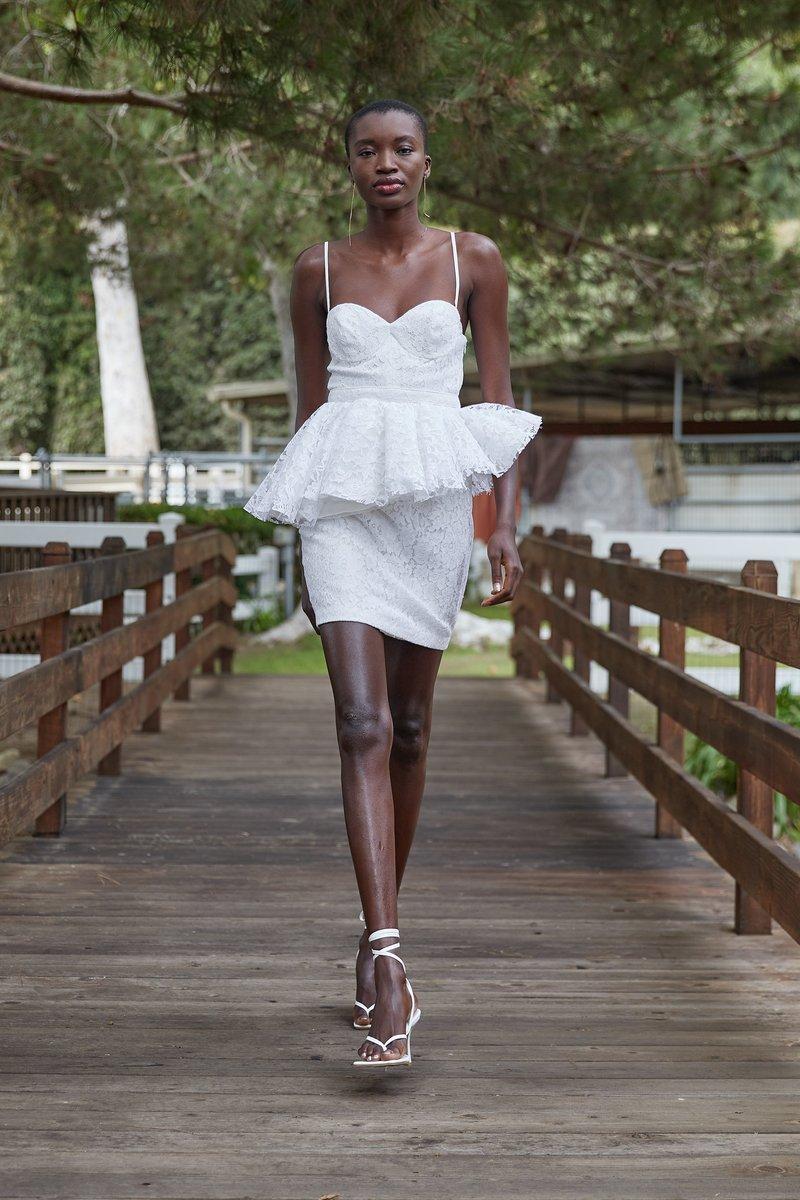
(344, 99, 428, 158)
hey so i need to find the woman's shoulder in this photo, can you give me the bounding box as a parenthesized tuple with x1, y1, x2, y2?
(454, 229, 504, 264)
(453, 231, 506, 297)
(292, 241, 326, 280)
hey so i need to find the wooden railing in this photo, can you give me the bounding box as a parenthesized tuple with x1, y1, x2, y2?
(0, 488, 116, 523)
(0, 525, 236, 848)
(0, 488, 118, 574)
(511, 525, 800, 944)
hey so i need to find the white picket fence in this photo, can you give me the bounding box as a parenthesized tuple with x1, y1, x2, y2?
(0, 449, 281, 506)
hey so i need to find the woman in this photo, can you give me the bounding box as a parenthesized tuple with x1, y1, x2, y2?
(244, 98, 542, 1068)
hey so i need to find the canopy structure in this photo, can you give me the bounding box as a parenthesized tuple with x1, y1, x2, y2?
(211, 341, 800, 448)
(208, 379, 292, 457)
(461, 341, 800, 441)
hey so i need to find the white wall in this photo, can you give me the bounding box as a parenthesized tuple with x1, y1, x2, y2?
(531, 437, 669, 533)
(528, 439, 800, 537)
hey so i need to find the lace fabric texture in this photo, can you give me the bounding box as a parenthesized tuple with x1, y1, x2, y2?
(244, 298, 542, 527)
(299, 486, 475, 650)
(243, 239, 543, 647)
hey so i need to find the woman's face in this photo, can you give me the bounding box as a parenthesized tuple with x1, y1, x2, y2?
(347, 110, 430, 209)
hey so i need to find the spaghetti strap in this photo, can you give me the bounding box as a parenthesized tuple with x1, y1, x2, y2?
(450, 230, 460, 307)
(323, 240, 331, 313)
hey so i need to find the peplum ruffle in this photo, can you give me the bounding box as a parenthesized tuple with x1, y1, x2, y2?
(243, 393, 543, 528)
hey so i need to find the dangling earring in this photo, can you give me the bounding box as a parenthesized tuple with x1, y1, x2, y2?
(422, 172, 431, 221)
(348, 180, 356, 247)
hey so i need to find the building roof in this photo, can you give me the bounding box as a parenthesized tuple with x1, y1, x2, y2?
(210, 340, 800, 437)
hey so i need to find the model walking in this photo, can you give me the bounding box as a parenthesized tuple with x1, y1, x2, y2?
(245, 98, 542, 1068)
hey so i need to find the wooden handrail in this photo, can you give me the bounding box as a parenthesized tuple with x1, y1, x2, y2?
(513, 529, 800, 946)
(0, 576, 234, 742)
(0, 622, 234, 846)
(0, 528, 234, 631)
(518, 586, 800, 802)
(0, 525, 237, 849)
(522, 534, 800, 667)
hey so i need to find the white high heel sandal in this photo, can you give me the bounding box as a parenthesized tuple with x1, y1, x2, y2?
(353, 909, 374, 1030)
(353, 927, 422, 1069)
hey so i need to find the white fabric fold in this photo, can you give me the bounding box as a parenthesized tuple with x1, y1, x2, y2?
(243, 394, 543, 528)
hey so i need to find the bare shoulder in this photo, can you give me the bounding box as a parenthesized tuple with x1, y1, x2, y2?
(292, 241, 326, 283)
(291, 242, 328, 313)
(456, 230, 504, 265)
(455, 231, 506, 289)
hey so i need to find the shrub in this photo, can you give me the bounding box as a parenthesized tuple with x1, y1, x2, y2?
(118, 502, 277, 555)
(685, 685, 800, 842)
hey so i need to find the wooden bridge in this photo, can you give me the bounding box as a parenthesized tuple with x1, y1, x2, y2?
(1, 526, 799, 1198)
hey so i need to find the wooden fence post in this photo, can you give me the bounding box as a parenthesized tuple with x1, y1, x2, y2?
(735, 559, 778, 935)
(34, 541, 71, 836)
(97, 535, 126, 776)
(201, 529, 217, 676)
(513, 524, 543, 681)
(141, 530, 164, 732)
(527, 524, 544, 680)
(605, 542, 632, 777)
(568, 533, 592, 736)
(218, 552, 235, 675)
(546, 527, 568, 704)
(174, 524, 193, 701)
(655, 548, 687, 838)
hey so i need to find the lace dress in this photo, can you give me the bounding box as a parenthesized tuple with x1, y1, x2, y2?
(243, 231, 542, 649)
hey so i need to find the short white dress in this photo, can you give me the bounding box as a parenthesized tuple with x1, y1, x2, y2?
(243, 231, 542, 650)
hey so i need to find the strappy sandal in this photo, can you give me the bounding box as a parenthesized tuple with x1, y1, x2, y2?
(353, 909, 374, 1030)
(353, 927, 422, 1069)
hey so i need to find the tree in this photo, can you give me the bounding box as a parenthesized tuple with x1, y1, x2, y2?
(1, 0, 799, 454)
(85, 208, 159, 456)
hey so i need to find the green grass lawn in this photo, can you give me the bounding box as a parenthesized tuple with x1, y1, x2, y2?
(636, 624, 744, 669)
(232, 609, 762, 678)
(234, 601, 516, 677)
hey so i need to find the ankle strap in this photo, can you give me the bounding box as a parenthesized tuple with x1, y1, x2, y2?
(369, 927, 399, 943)
(367, 926, 405, 969)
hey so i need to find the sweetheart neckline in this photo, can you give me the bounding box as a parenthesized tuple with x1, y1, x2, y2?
(327, 299, 465, 332)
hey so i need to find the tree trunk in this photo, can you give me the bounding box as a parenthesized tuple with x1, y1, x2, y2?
(87, 214, 160, 456)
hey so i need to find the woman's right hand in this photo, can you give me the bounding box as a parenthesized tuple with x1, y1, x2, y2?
(300, 576, 319, 634)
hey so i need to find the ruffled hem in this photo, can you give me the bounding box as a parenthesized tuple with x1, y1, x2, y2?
(243, 395, 542, 527)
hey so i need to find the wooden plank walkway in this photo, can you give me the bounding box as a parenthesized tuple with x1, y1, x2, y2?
(1, 673, 799, 1199)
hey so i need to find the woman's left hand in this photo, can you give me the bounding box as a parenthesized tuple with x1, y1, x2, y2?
(480, 525, 522, 606)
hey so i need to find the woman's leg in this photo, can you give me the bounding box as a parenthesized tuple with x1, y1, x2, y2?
(318, 619, 412, 1062)
(351, 635, 444, 1048)
(384, 634, 444, 887)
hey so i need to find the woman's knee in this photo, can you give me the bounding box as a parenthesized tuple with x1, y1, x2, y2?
(390, 711, 430, 764)
(335, 702, 394, 757)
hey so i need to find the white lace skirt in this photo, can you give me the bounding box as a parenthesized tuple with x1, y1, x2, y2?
(298, 487, 474, 650)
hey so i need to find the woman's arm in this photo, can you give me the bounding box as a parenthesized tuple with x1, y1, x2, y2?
(463, 233, 524, 606)
(289, 244, 330, 432)
(288, 244, 329, 633)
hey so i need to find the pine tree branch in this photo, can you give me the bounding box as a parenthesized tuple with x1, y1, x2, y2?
(0, 137, 59, 167)
(0, 139, 31, 158)
(441, 186, 700, 274)
(653, 134, 794, 175)
(154, 140, 253, 167)
(0, 70, 188, 115)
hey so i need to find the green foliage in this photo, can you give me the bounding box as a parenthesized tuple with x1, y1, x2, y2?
(684, 735, 738, 796)
(685, 686, 800, 842)
(117, 502, 276, 554)
(238, 602, 282, 635)
(138, 269, 280, 450)
(0, 247, 102, 454)
(2, 0, 800, 450)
